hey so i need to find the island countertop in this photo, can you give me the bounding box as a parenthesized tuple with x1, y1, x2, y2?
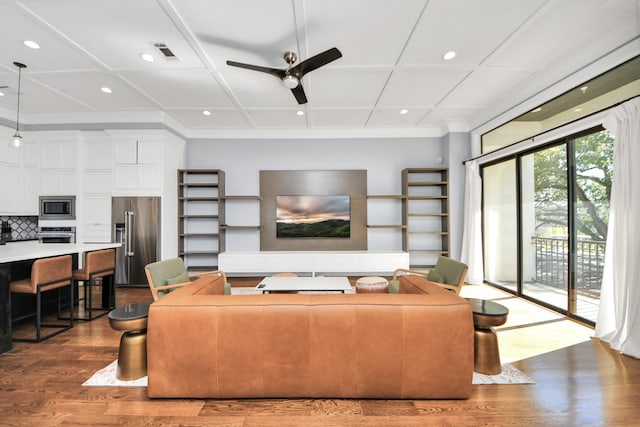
(0, 240, 123, 354)
(0, 241, 121, 264)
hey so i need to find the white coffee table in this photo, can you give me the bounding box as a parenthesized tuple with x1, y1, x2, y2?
(256, 276, 352, 294)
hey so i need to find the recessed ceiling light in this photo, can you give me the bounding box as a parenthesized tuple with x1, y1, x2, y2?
(443, 51, 456, 61)
(0, 92, 4, 97)
(202, 110, 212, 116)
(574, 107, 583, 113)
(532, 107, 542, 113)
(580, 86, 588, 93)
(140, 53, 155, 63)
(400, 108, 409, 115)
(296, 110, 305, 116)
(100, 87, 112, 94)
(24, 40, 40, 49)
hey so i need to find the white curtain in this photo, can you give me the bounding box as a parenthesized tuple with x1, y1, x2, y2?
(595, 98, 640, 359)
(460, 160, 484, 284)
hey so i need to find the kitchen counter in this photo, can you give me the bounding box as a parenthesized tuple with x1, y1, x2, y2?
(0, 241, 120, 264)
(0, 241, 122, 354)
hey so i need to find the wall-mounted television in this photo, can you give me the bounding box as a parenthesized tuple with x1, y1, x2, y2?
(276, 195, 350, 238)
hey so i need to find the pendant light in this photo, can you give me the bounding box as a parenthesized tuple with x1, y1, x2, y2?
(10, 62, 26, 148)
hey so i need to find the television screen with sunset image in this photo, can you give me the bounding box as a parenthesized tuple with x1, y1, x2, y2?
(276, 195, 350, 238)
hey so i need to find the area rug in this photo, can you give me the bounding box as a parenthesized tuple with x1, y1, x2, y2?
(83, 360, 534, 387)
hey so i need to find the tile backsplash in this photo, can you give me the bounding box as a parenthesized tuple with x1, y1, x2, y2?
(0, 216, 38, 240)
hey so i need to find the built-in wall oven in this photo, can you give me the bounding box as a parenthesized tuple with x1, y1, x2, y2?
(37, 226, 76, 243)
(39, 195, 76, 220)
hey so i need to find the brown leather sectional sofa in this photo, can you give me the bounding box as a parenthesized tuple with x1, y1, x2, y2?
(147, 274, 474, 399)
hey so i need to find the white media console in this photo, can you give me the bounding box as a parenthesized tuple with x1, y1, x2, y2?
(218, 251, 410, 277)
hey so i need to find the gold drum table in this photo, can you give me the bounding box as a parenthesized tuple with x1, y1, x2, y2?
(466, 298, 509, 375)
(108, 301, 151, 381)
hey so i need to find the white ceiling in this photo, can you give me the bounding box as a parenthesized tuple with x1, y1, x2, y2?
(0, 0, 637, 136)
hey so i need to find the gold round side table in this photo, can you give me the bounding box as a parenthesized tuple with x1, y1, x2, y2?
(108, 301, 151, 381)
(466, 298, 509, 375)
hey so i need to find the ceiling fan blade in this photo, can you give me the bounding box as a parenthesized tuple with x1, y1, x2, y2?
(226, 60, 286, 79)
(291, 84, 308, 104)
(291, 47, 342, 77)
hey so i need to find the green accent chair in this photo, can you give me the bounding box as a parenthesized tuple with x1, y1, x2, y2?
(144, 258, 230, 301)
(388, 256, 468, 295)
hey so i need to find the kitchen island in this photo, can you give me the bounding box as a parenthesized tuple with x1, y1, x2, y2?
(0, 241, 121, 354)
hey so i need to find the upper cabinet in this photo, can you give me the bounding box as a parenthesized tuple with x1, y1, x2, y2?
(113, 139, 162, 165)
(0, 141, 40, 215)
(39, 141, 78, 196)
(112, 137, 164, 195)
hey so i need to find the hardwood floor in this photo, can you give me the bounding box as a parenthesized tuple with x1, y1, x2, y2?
(1, 282, 639, 426)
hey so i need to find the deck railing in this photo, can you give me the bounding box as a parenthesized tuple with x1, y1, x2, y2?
(532, 236, 605, 297)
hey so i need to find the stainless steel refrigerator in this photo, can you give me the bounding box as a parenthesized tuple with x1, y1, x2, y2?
(112, 197, 161, 287)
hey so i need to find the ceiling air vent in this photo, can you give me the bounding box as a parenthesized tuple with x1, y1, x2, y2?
(153, 42, 178, 60)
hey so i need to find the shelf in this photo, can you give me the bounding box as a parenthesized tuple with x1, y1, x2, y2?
(178, 169, 223, 270)
(402, 168, 449, 269)
(179, 250, 219, 255)
(407, 231, 449, 235)
(179, 183, 219, 188)
(179, 197, 219, 201)
(367, 195, 405, 200)
(408, 181, 448, 186)
(220, 225, 260, 230)
(222, 195, 260, 200)
(367, 225, 406, 229)
(407, 195, 448, 200)
(408, 213, 448, 217)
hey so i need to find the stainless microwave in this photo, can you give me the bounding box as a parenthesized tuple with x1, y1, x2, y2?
(39, 195, 76, 220)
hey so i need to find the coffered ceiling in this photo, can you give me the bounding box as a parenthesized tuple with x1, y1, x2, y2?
(0, 0, 637, 136)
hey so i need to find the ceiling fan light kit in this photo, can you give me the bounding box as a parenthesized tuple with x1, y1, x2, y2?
(282, 74, 299, 89)
(226, 47, 342, 104)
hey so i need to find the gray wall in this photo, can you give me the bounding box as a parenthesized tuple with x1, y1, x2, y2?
(187, 136, 466, 253)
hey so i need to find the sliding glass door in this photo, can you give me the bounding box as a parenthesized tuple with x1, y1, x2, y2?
(482, 128, 613, 324)
(521, 145, 569, 311)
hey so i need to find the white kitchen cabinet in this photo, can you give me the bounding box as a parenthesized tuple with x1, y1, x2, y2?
(0, 143, 21, 166)
(113, 139, 161, 165)
(21, 166, 40, 214)
(84, 140, 112, 170)
(82, 194, 112, 242)
(40, 142, 77, 169)
(113, 165, 161, 192)
(137, 140, 162, 164)
(0, 164, 21, 214)
(83, 171, 112, 194)
(0, 142, 39, 215)
(40, 169, 76, 195)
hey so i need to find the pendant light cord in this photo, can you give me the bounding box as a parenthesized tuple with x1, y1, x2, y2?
(15, 65, 22, 132)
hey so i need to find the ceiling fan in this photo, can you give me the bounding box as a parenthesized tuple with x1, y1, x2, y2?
(226, 47, 342, 104)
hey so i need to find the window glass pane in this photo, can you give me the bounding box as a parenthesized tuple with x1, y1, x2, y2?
(573, 130, 613, 322)
(522, 145, 569, 310)
(481, 55, 639, 153)
(483, 160, 517, 291)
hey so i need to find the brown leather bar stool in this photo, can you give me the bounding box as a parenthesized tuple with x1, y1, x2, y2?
(10, 255, 74, 342)
(71, 249, 116, 321)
